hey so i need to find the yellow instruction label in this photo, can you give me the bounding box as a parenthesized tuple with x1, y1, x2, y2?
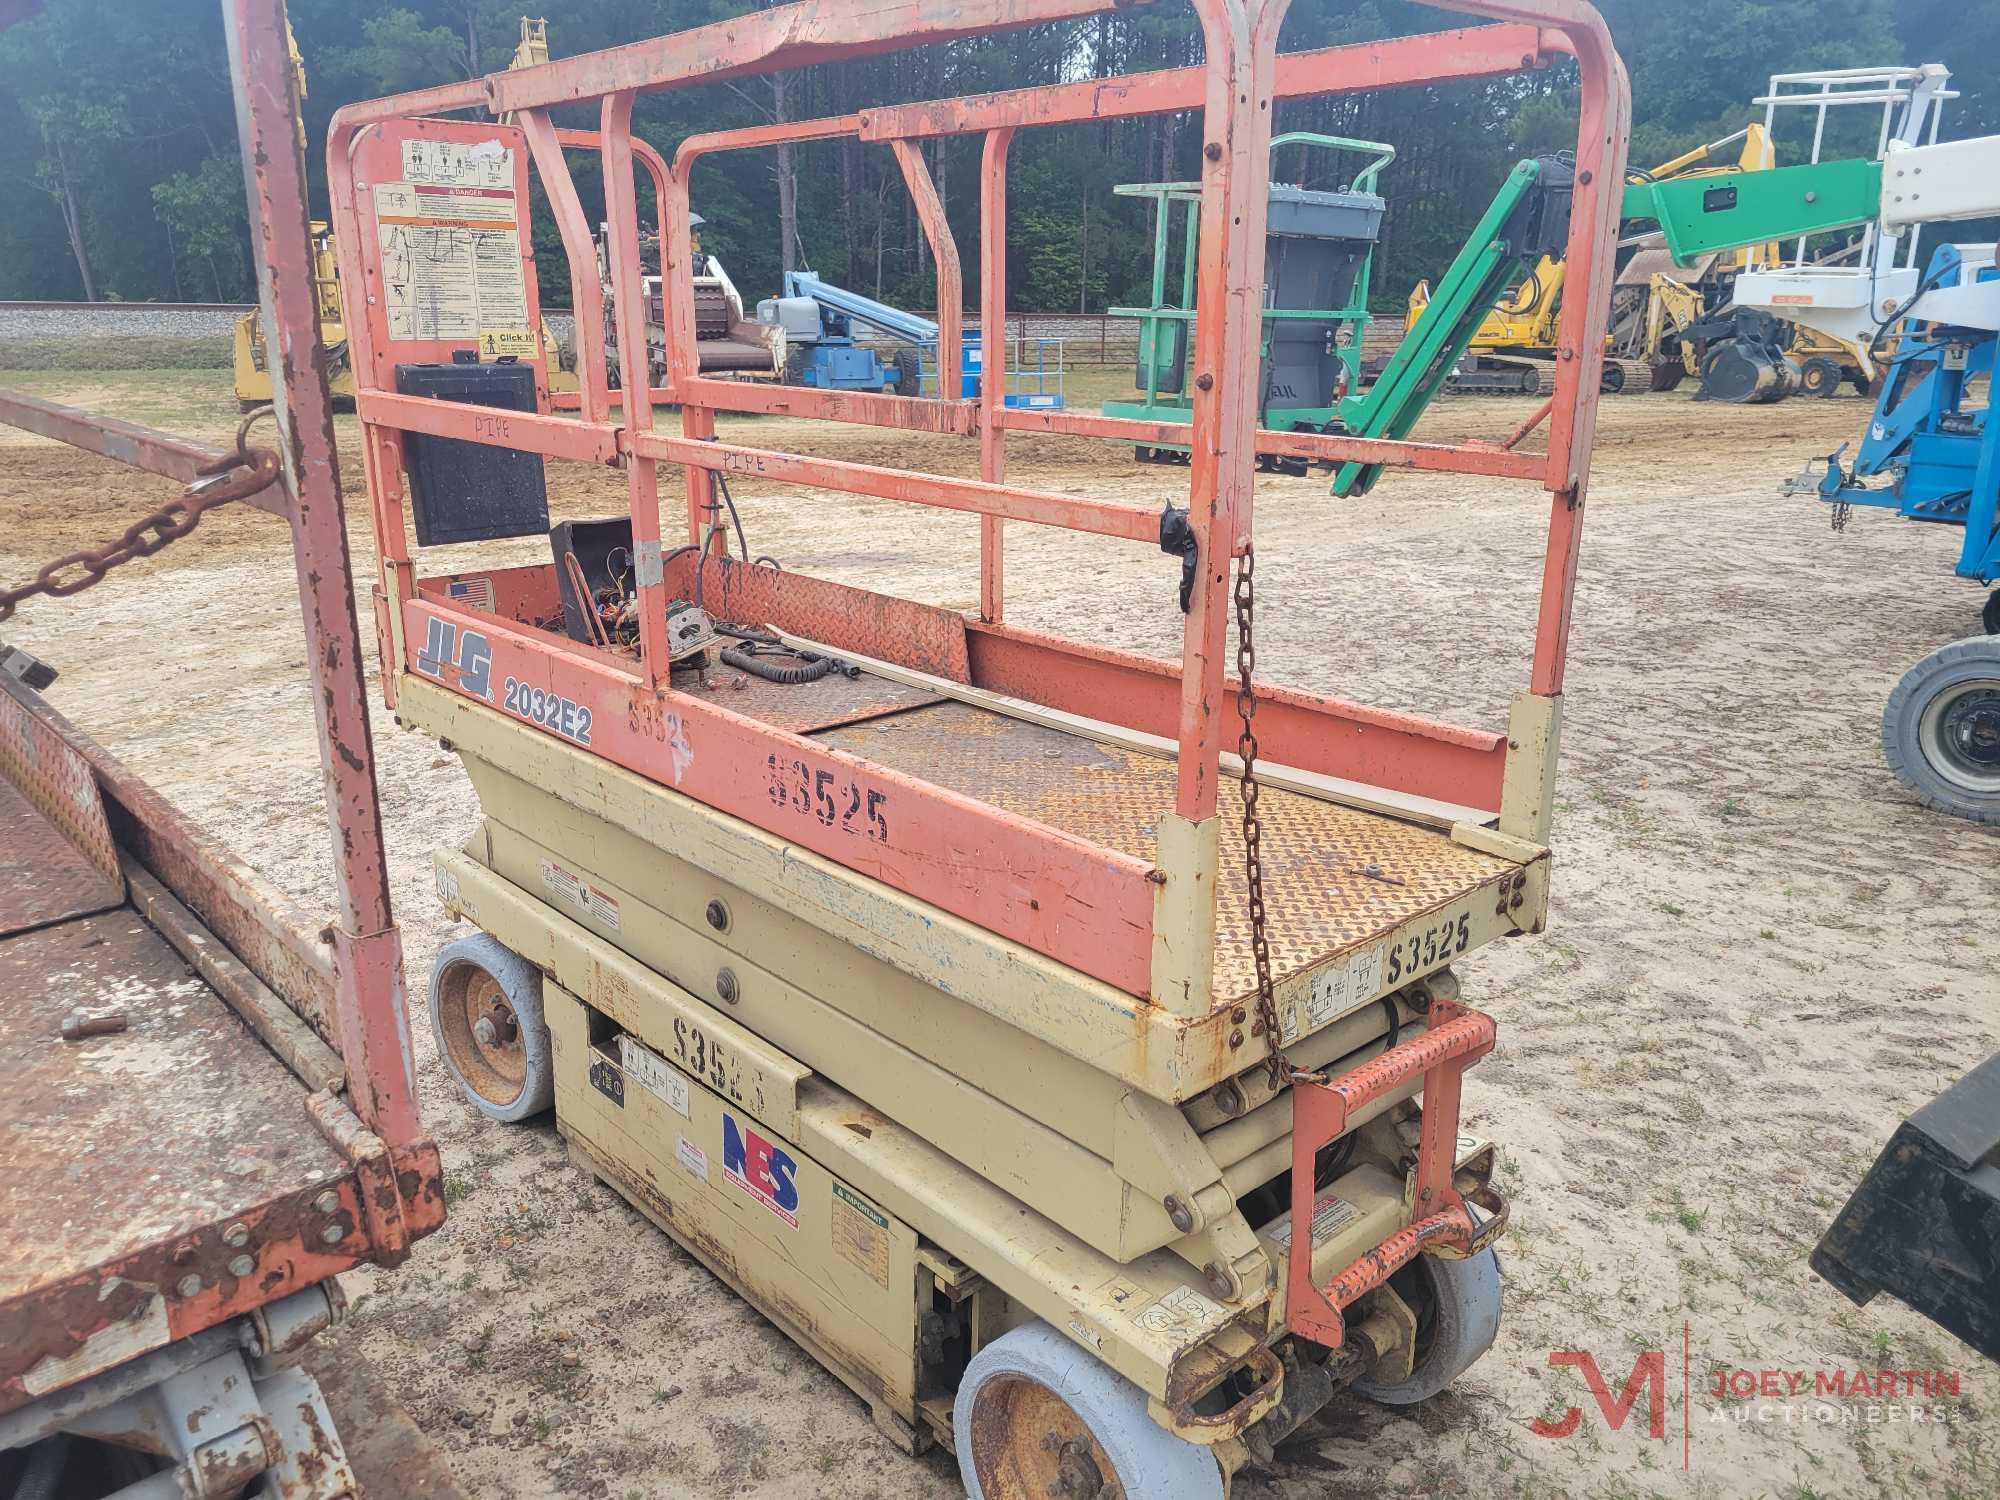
(830, 1181, 891, 1289)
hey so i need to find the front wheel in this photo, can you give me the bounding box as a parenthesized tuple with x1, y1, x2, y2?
(429, 933, 556, 1121)
(954, 1322, 1223, 1500)
(1881, 636, 2000, 824)
(1350, 1247, 1503, 1405)
(1800, 355, 1844, 399)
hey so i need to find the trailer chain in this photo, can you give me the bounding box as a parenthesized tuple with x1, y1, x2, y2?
(1234, 544, 1290, 1091)
(0, 408, 280, 625)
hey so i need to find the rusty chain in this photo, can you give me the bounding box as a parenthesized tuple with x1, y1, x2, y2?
(1234, 543, 1289, 1091)
(0, 407, 280, 625)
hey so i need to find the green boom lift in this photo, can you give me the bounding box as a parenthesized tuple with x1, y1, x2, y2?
(1333, 155, 1576, 495)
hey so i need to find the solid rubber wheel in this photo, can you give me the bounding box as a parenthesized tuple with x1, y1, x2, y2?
(1599, 361, 1626, 395)
(1800, 355, 1843, 399)
(1351, 1248, 1503, 1405)
(1882, 636, 2000, 825)
(1982, 590, 2000, 636)
(429, 933, 555, 1122)
(954, 1323, 1223, 1500)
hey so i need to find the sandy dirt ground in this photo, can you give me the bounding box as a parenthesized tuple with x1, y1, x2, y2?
(2, 366, 1994, 1500)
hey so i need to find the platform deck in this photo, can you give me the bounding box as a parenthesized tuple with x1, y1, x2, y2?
(812, 700, 1513, 1005)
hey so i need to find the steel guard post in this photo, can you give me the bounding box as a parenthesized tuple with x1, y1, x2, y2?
(221, 0, 423, 1156)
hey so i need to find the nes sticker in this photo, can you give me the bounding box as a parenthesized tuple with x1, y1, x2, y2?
(721, 1112, 800, 1228)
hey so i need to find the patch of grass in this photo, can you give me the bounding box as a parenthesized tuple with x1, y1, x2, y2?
(1720, 798, 1745, 817)
(1759, 928, 1777, 939)
(444, 1173, 474, 1206)
(532, 1412, 555, 1441)
(0, 335, 231, 370)
(1659, 900, 1685, 917)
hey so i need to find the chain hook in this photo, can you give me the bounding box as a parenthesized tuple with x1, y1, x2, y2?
(0, 409, 282, 625)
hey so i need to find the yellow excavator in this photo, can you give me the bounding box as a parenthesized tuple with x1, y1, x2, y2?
(1400, 125, 1864, 394)
(232, 20, 578, 409)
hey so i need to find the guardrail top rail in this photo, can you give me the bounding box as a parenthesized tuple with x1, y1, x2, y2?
(328, 0, 1630, 1023)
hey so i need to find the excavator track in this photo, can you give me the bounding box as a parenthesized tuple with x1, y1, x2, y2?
(1431, 356, 1654, 398)
(1601, 357, 1657, 396)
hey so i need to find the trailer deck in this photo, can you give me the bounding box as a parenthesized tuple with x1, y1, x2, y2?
(3, 906, 350, 1383)
(0, 673, 442, 1424)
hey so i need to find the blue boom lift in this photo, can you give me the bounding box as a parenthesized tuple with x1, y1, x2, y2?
(1621, 134, 2000, 823)
(1795, 241, 2000, 822)
(756, 271, 1064, 407)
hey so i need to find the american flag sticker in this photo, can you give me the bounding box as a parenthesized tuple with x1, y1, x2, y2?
(446, 577, 495, 612)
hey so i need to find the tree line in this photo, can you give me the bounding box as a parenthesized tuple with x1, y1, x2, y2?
(1, 0, 1993, 315)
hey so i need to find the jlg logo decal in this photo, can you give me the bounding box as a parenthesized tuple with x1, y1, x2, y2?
(416, 616, 493, 701)
(722, 1113, 800, 1228)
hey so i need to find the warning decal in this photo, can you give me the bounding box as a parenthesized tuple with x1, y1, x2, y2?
(374, 139, 531, 348)
(1266, 1190, 1363, 1252)
(538, 857, 621, 930)
(830, 1181, 892, 1289)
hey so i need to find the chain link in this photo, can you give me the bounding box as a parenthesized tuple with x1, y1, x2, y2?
(1234, 544, 1289, 1091)
(0, 408, 280, 625)
(1830, 497, 1851, 533)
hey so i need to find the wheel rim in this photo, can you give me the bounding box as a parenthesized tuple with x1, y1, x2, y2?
(968, 1376, 1124, 1500)
(436, 960, 528, 1106)
(1918, 679, 2000, 795)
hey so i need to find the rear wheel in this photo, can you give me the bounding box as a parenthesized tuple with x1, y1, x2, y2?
(429, 933, 554, 1121)
(1982, 590, 2000, 636)
(1351, 1247, 1503, 1405)
(892, 347, 923, 397)
(954, 1323, 1223, 1500)
(1800, 355, 1844, 399)
(1881, 636, 2000, 824)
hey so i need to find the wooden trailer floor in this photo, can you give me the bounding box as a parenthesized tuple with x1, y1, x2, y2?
(813, 699, 1514, 1005)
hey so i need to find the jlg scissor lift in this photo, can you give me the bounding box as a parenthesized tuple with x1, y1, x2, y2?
(0, 2, 454, 1494)
(332, 1, 1629, 1490)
